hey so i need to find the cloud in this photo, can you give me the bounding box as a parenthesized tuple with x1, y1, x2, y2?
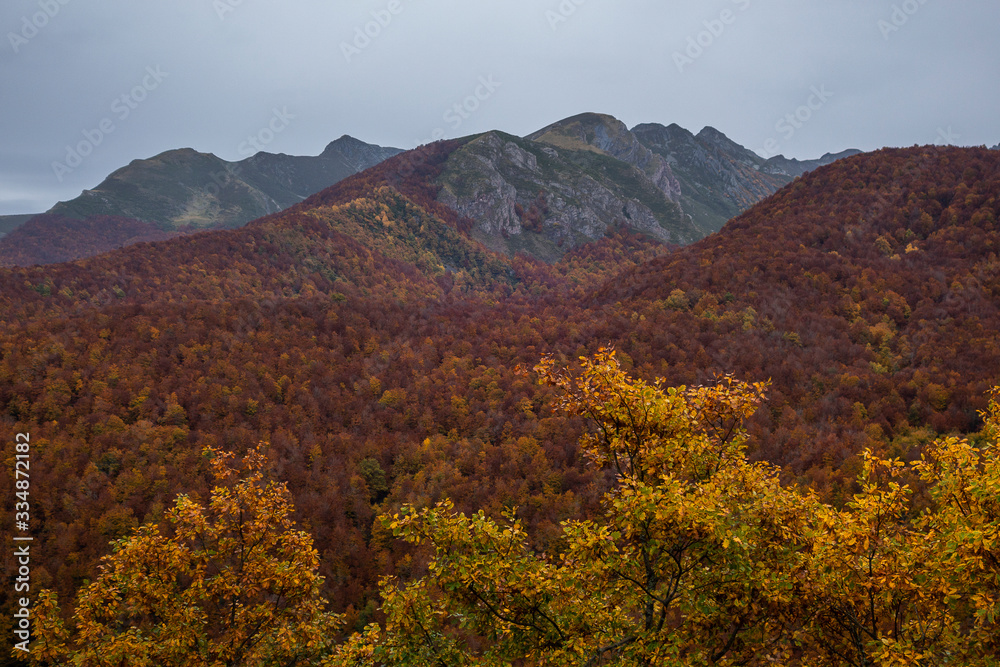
(1, 0, 997, 214)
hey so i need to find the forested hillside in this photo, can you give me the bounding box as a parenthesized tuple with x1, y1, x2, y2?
(2, 145, 999, 664)
(0, 215, 189, 267)
(595, 146, 1000, 490)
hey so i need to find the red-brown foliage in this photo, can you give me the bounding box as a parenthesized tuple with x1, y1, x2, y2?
(1, 145, 998, 634)
(0, 215, 189, 267)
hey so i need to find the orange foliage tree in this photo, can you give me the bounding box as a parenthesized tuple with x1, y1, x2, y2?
(25, 447, 340, 667)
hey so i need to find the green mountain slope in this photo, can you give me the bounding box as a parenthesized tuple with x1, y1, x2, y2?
(47, 136, 402, 230)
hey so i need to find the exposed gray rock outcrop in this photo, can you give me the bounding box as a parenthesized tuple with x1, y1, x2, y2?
(436, 132, 696, 261)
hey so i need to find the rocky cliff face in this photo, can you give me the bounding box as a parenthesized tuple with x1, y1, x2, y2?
(692, 126, 766, 169)
(436, 132, 699, 261)
(525, 114, 859, 236)
(633, 123, 785, 233)
(433, 113, 860, 260)
(528, 113, 683, 202)
(633, 123, 861, 233)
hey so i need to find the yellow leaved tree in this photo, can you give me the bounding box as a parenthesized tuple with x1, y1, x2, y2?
(329, 349, 815, 665)
(909, 387, 1000, 662)
(27, 447, 340, 667)
(326, 350, 1000, 666)
(796, 388, 1000, 666)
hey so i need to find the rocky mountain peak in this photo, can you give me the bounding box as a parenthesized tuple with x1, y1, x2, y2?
(695, 127, 763, 167)
(435, 130, 697, 261)
(632, 123, 697, 151)
(528, 113, 682, 203)
(322, 135, 402, 171)
(527, 112, 631, 154)
(322, 134, 369, 158)
(762, 149, 862, 178)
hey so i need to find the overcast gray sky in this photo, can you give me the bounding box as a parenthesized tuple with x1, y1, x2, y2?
(0, 0, 997, 215)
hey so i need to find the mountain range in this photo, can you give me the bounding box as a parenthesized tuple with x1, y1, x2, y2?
(0, 113, 858, 266)
(50, 135, 403, 228)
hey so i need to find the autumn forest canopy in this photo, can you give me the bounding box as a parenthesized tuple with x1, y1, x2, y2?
(3, 144, 1000, 665)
